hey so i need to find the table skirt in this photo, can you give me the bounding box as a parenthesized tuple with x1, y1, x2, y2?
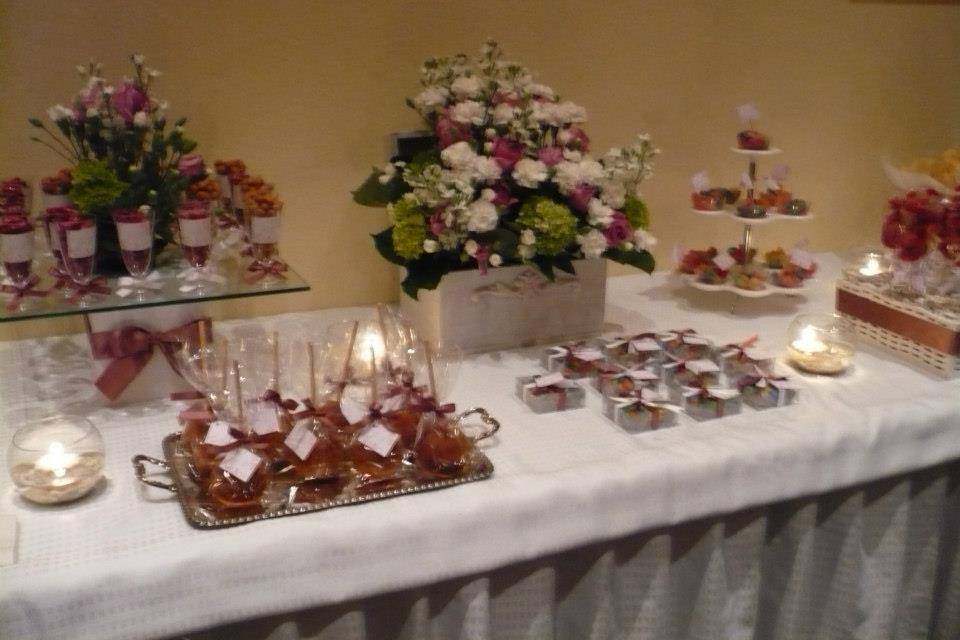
(190, 458, 960, 640)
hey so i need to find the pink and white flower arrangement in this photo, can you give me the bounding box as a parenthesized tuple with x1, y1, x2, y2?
(354, 40, 659, 298)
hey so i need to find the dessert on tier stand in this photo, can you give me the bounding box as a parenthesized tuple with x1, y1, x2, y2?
(679, 104, 816, 298)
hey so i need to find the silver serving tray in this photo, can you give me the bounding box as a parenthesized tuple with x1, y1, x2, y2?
(134, 409, 497, 529)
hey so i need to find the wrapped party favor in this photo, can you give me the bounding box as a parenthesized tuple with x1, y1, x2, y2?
(541, 342, 606, 379)
(594, 362, 660, 397)
(657, 329, 714, 360)
(662, 356, 721, 396)
(602, 333, 663, 369)
(681, 386, 742, 421)
(603, 387, 678, 432)
(736, 367, 799, 410)
(517, 371, 586, 413)
(718, 338, 775, 381)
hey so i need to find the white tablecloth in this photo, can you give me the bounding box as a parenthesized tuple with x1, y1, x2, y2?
(1, 254, 958, 640)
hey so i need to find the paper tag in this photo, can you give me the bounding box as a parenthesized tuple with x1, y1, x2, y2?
(629, 338, 660, 353)
(573, 348, 604, 362)
(340, 397, 369, 425)
(713, 253, 737, 271)
(640, 388, 670, 403)
(248, 402, 280, 436)
(627, 369, 659, 382)
(66, 225, 95, 258)
(736, 103, 760, 123)
(684, 335, 712, 346)
(0, 232, 34, 263)
(251, 216, 280, 244)
(357, 422, 400, 458)
(218, 447, 261, 483)
(379, 394, 406, 414)
(284, 423, 318, 461)
(535, 371, 566, 387)
(708, 388, 740, 400)
(116, 220, 152, 251)
(203, 420, 237, 447)
(686, 359, 720, 374)
(178, 216, 212, 247)
(790, 247, 815, 270)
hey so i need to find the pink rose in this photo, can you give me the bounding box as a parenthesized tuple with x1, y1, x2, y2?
(558, 126, 590, 152)
(177, 154, 205, 178)
(538, 146, 565, 167)
(110, 82, 148, 124)
(490, 182, 515, 207)
(491, 137, 524, 170)
(435, 113, 472, 149)
(429, 209, 447, 235)
(603, 213, 633, 246)
(569, 183, 595, 212)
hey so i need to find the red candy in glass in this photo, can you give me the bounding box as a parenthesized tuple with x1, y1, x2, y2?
(0, 215, 35, 287)
(177, 201, 212, 268)
(42, 206, 78, 269)
(58, 217, 97, 285)
(113, 209, 154, 278)
(250, 212, 280, 263)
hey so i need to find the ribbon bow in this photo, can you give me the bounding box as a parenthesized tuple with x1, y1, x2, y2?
(67, 277, 112, 304)
(611, 388, 677, 427)
(720, 335, 759, 361)
(88, 317, 212, 400)
(261, 389, 300, 412)
(2, 276, 48, 311)
(244, 260, 288, 284)
(681, 383, 740, 417)
(48, 266, 73, 290)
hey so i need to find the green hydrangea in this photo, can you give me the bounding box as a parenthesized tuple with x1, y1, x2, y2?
(69, 159, 127, 214)
(622, 194, 649, 230)
(516, 197, 577, 256)
(390, 196, 427, 260)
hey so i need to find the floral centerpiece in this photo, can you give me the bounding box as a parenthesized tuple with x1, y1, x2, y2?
(353, 40, 659, 298)
(29, 55, 198, 273)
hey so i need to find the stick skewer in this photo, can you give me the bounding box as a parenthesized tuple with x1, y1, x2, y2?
(271, 331, 280, 392)
(423, 340, 437, 399)
(369, 346, 378, 400)
(307, 342, 317, 405)
(337, 321, 360, 401)
(232, 359, 244, 422)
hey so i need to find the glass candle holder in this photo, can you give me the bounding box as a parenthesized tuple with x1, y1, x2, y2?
(786, 313, 855, 375)
(7, 415, 105, 504)
(844, 251, 892, 285)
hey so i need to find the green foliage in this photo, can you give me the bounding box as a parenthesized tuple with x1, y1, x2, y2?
(516, 197, 577, 256)
(69, 160, 128, 215)
(623, 194, 650, 230)
(605, 246, 656, 273)
(352, 169, 407, 207)
(390, 197, 427, 260)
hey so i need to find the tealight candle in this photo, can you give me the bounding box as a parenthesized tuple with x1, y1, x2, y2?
(845, 251, 892, 284)
(786, 314, 855, 375)
(7, 416, 105, 504)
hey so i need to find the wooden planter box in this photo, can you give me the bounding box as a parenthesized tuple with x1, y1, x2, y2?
(400, 259, 606, 354)
(836, 278, 960, 378)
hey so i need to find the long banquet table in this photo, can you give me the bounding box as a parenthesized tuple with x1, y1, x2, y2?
(1, 254, 958, 640)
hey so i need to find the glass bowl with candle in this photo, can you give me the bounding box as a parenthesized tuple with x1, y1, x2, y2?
(786, 313, 855, 375)
(7, 415, 105, 504)
(844, 250, 892, 285)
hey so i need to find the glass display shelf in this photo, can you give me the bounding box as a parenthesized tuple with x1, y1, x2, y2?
(0, 253, 309, 323)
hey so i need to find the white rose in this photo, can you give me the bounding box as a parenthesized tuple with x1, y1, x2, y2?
(531, 102, 561, 126)
(413, 86, 449, 113)
(599, 181, 626, 209)
(378, 162, 397, 184)
(512, 158, 549, 188)
(474, 156, 503, 183)
(552, 161, 582, 194)
(634, 229, 657, 251)
(489, 253, 503, 267)
(481, 188, 496, 202)
(484, 142, 494, 153)
(587, 198, 615, 227)
(451, 75, 483, 99)
(520, 229, 536, 245)
(491, 103, 516, 126)
(555, 101, 587, 124)
(464, 239, 479, 257)
(465, 199, 499, 232)
(133, 111, 149, 128)
(577, 229, 607, 259)
(423, 239, 440, 253)
(519, 244, 536, 260)
(47, 104, 73, 121)
(450, 100, 486, 125)
(440, 141, 477, 171)
(562, 149, 583, 162)
(526, 83, 556, 101)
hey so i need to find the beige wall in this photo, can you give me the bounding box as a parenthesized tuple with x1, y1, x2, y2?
(1, 0, 958, 341)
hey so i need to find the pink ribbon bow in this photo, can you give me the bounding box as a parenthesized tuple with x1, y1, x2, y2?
(244, 260, 288, 284)
(87, 317, 213, 400)
(2, 276, 48, 311)
(67, 277, 112, 304)
(48, 266, 73, 290)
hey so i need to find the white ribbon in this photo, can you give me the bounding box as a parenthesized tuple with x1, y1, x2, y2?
(115, 271, 164, 298)
(177, 268, 227, 293)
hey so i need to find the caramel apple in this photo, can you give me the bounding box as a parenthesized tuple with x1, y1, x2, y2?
(352, 459, 405, 494)
(206, 465, 268, 516)
(416, 420, 473, 478)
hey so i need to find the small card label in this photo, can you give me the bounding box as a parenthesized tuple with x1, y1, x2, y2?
(284, 423, 318, 461)
(684, 335, 712, 346)
(0, 231, 34, 263)
(535, 371, 566, 387)
(629, 338, 660, 353)
(573, 348, 604, 362)
(340, 397, 369, 425)
(708, 387, 740, 400)
(713, 253, 737, 271)
(379, 394, 406, 414)
(251, 216, 280, 244)
(203, 420, 237, 447)
(178, 216, 212, 247)
(357, 422, 399, 458)
(628, 369, 659, 381)
(248, 402, 280, 436)
(218, 447, 261, 482)
(116, 220, 152, 251)
(686, 359, 720, 374)
(66, 226, 96, 258)
(640, 388, 670, 403)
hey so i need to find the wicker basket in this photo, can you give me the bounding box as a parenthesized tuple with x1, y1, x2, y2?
(836, 277, 960, 378)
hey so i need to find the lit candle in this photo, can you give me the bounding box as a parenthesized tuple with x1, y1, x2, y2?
(859, 254, 882, 277)
(34, 441, 80, 487)
(791, 325, 827, 354)
(786, 315, 854, 375)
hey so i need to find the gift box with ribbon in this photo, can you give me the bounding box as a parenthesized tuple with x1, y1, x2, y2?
(593, 362, 660, 397)
(718, 336, 775, 381)
(662, 355, 721, 399)
(602, 332, 663, 369)
(540, 341, 606, 379)
(602, 387, 678, 432)
(735, 366, 799, 410)
(681, 385, 742, 421)
(657, 328, 714, 360)
(516, 371, 586, 413)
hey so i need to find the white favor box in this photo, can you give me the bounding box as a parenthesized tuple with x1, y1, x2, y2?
(400, 259, 606, 353)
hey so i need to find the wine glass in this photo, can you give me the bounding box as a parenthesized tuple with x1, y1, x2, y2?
(113, 208, 155, 296)
(57, 218, 98, 301)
